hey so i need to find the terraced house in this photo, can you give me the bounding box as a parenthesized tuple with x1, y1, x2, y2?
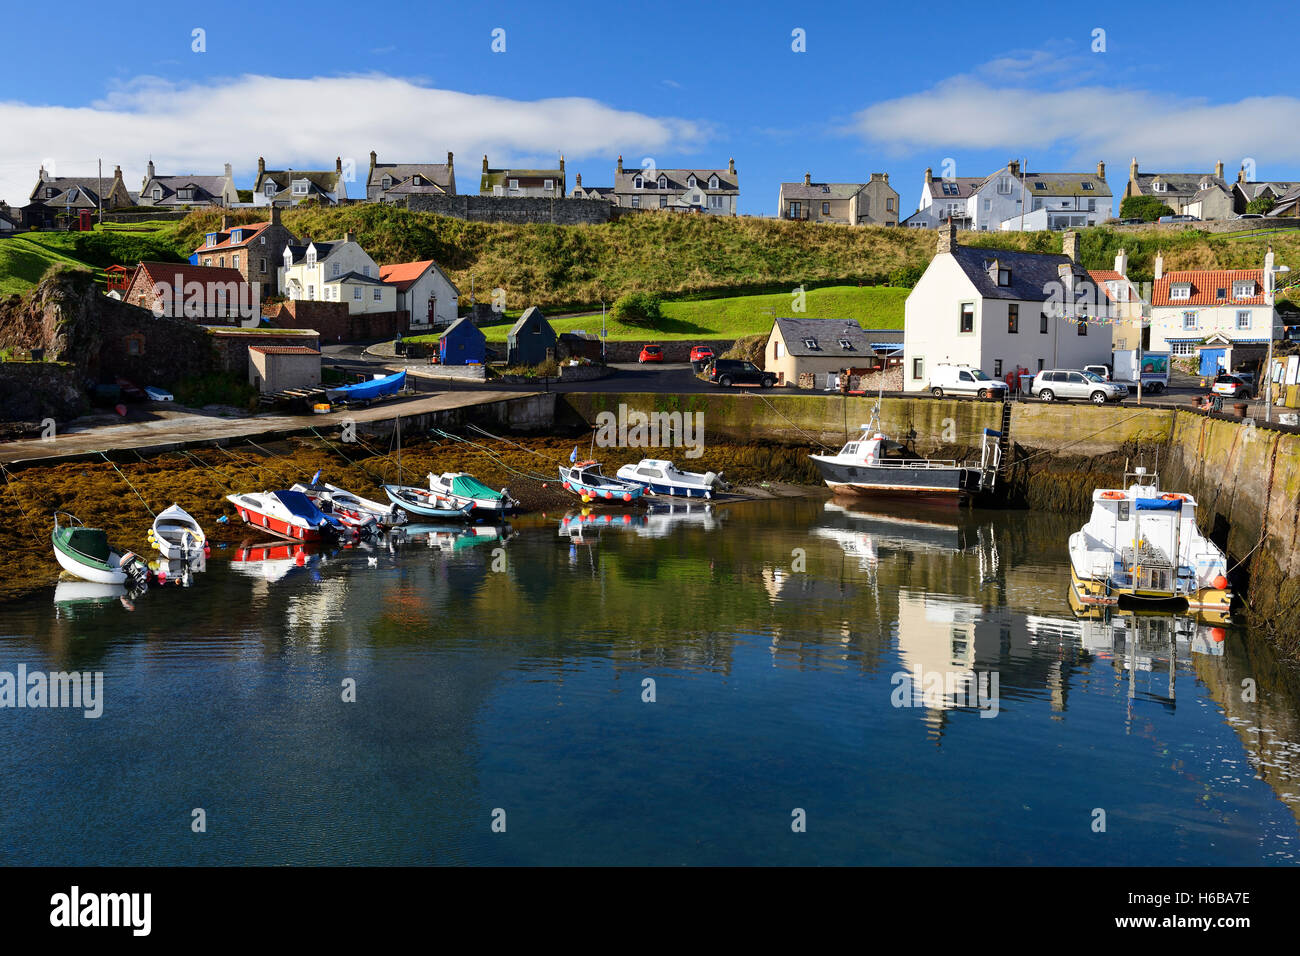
(24, 164, 132, 227)
(253, 156, 349, 206)
(981, 160, 1112, 231)
(1147, 253, 1282, 373)
(138, 160, 239, 208)
(613, 156, 739, 214)
(903, 168, 980, 228)
(777, 172, 898, 225)
(1124, 158, 1230, 218)
(367, 150, 456, 202)
(193, 208, 297, 295)
(479, 155, 565, 197)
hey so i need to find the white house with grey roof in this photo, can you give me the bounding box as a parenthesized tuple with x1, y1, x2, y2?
(253, 156, 349, 206)
(280, 230, 395, 314)
(975, 160, 1112, 231)
(905, 168, 981, 228)
(903, 225, 1112, 392)
(139, 160, 238, 207)
(613, 156, 738, 215)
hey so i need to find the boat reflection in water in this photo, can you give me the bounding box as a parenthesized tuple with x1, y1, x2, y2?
(393, 522, 513, 553)
(52, 579, 140, 617)
(230, 540, 325, 584)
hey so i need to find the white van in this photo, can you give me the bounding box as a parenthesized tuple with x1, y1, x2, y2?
(927, 364, 1009, 399)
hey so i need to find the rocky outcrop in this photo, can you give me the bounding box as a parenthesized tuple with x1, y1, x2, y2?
(0, 361, 88, 437)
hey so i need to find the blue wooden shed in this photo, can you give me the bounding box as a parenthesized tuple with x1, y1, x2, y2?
(439, 317, 486, 365)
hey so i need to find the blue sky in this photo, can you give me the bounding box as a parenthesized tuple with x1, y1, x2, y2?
(3, 0, 1300, 217)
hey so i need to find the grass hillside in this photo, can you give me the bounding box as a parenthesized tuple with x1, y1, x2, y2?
(469, 285, 910, 342)
(4, 205, 1300, 311)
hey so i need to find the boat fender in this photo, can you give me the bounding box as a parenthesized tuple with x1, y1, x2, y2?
(1213, 574, 1228, 590)
(1210, 627, 1226, 642)
(623, 493, 632, 502)
(1100, 491, 1125, 500)
(1161, 493, 1189, 501)
(603, 490, 612, 499)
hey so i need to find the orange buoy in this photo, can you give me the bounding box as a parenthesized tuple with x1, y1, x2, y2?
(1101, 491, 1125, 499)
(1213, 574, 1228, 590)
(1210, 627, 1226, 643)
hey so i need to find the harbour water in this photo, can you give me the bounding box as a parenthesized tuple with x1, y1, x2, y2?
(2, 496, 1298, 865)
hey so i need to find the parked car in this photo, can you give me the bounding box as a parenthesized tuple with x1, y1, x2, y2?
(1233, 213, 1264, 220)
(707, 358, 775, 388)
(689, 345, 716, 363)
(1032, 369, 1128, 405)
(638, 345, 664, 364)
(1118, 218, 1146, 225)
(1211, 374, 1253, 399)
(115, 377, 146, 401)
(1083, 364, 1111, 381)
(144, 386, 174, 402)
(927, 363, 1009, 399)
(1158, 214, 1199, 223)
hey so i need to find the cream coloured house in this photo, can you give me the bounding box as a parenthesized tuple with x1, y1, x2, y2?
(1088, 248, 1146, 351)
(763, 317, 898, 388)
(280, 231, 397, 314)
(1148, 252, 1281, 360)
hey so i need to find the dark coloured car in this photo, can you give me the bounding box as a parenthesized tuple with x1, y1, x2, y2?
(707, 358, 775, 388)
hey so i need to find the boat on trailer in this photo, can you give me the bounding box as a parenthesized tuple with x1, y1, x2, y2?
(51, 512, 149, 586)
(1069, 466, 1231, 620)
(808, 408, 1001, 501)
(148, 504, 207, 563)
(558, 460, 646, 503)
(426, 472, 517, 513)
(615, 459, 728, 499)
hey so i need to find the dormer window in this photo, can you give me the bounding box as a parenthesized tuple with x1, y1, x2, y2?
(412, 175, 421, 186)
(231, 230, 242, 242)
(998, 268, 1011, 286)
(332, 263, 340, 277)
(264, 182, 275, 196)
(687, 175, 696, 187)
(292, 180, 308, 195)
(306, 251, 316, 267)
(207, 234, 217, 247)
(1170, 283, 1191, 300)
(1152, 181, 1166, 192)
(657, 175, 667, 189)
(46, 187, 57, 198)
(1033, 182, 1046, 190)
(152, 188, 163, 200)
(1199, 181, 1210, 190)
(178, 188, 193, 200)
(382, 176, 392, 188)
(1233, 280, 1255, 297)
(633, 175, 643, 188)
(708, 175, 719, 189)
(508, 179, 518, 190)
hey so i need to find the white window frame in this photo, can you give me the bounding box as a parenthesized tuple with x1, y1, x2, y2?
(353, 287, 362, 301)
(1182, 311, 1197, 330)
(1237, 310, 1251, 330)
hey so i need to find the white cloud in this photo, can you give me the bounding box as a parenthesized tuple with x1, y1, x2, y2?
(855, 74, 1300, 173)
(0, 73, 706, 203)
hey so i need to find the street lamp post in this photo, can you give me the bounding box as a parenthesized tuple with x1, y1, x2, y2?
(1265, 259, 1290, 422)
(600, 298, 607, 364)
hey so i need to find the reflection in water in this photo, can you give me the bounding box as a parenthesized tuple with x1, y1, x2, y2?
(2, 494, 1299, 864)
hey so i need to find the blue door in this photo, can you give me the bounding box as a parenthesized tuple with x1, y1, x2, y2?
(1199, 348, 1225, 376)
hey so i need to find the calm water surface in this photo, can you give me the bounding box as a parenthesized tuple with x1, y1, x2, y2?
(2, 497, 1298, 865)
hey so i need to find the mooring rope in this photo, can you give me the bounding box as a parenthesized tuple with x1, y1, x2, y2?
(0, 462, 48, 548)
(756, 394, 834, 451)
(467, 423, 564, 463)
(307, 426, 387, 483)
(99, 452, 156, 519)
(429, 427, 553, 482)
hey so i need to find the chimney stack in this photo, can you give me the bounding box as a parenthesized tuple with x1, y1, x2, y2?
(224, 162, 232, 179)
(336, 156, 343, 174)
(1130, 157, 1138, 181)
(258, 156, 266, 177)
(344, 229, 356, 244)
(1215, 160, 1224, 179)
(1009, 159, 1020, 177)
(482, 154, 489, 174)
(1114, 247, 1127, 277)
(1154, 251, 1164, 281)
(1062, 230, 1079, 263)
(575, 173, 582, 187)
(924, 167, 933, 184)
(220, 214, 231, 231)
(270, 205, 281, 228)
(936, 219, 958, 255)
(1097, 160, 1106, 180)
(1238, 165, 1246, 183)
(617, 155, 623, 175)
(447, 151, 454, 169)
(369, 150, 377, 174)
(559, 155, 565, 174)
(804, 172, 811, 186)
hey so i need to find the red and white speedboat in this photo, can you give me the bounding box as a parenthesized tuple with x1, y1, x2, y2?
(291, 481, 389, 534)
(226, 490, 341, 542)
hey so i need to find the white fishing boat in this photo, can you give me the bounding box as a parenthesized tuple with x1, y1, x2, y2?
(426, 472, 517, 513)
(148, 504, 207, 562)
(615, 459, 728, 499)
(291, 480, 391, 533)
(1069, 466, 1231, 620)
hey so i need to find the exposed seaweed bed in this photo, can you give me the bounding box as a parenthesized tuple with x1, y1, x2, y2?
(0, 433, 822, 603)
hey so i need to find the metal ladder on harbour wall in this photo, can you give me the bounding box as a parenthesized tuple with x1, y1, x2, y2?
(978, 400, 1014, 491)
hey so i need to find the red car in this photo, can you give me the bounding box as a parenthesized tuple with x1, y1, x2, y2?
(689, 345, 715, 363)
(638, 345, 664, 364)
